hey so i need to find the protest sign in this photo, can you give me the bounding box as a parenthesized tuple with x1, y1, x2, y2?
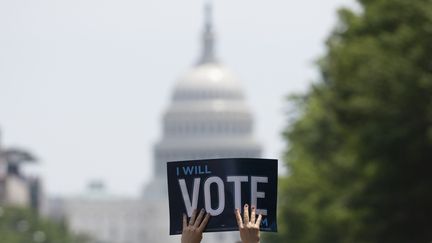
(167, 158, 277, 235)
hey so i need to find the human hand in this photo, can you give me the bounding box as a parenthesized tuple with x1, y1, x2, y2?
(181, 208, 210, 243)
(235, 204, 262, 243)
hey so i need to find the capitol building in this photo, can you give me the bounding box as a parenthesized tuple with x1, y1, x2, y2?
(53, 3, 262, 243)
(145, 3, 261, 201)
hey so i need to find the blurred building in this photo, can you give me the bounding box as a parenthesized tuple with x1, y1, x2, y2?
(0, 130, 42, 210)
(60, 182, 152, 243)
(49, 181, 170, 243)
(142, 3, 261, 243)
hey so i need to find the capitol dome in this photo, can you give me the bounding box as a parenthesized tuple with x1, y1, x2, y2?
(173, 63, 244, 102)
(149, 2, 262, 193)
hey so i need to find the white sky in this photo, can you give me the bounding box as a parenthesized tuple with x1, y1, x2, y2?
(0, 0, 356, 197)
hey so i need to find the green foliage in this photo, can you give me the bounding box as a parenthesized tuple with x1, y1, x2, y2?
(0, 206, 86, 243)
(267, 0, 432, 243)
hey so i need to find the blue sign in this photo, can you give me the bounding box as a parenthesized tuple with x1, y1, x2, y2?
(167, 158, 278, 235)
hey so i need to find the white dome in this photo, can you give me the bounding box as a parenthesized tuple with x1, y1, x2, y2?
(150, 2, 261, 179)
(173, 63, 244, 102)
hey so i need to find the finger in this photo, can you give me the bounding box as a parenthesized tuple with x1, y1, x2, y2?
(243, 204, 249, 223)
(194, 209, 205, 227)
(198, 213, 211, 232)
(189, 208, 198, 226)
(250, 206, 256, 224)
(235, 208, 243, 228)
(183, 213, 187, 229)
(255, 214, 262, 228)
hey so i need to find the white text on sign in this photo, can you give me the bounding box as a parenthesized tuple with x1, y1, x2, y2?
(178, 175, 268, 217)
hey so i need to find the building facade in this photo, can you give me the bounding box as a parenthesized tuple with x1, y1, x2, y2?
(62, 183, 158, 243)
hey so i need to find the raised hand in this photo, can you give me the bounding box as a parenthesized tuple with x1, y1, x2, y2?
(181, 208, 210, 243)
(235, 204, 262, 243)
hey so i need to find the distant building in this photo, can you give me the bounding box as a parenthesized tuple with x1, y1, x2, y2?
(51, 181, 173, 243)
(59, 182, 151, 243)
(0, 130, 42, 210)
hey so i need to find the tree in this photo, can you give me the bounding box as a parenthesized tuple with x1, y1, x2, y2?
(266, 0, 432, 243)
(0, 206, 88, 243)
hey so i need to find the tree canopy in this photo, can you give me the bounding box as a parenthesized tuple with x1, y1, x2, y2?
(267, 0, 432, 242)
(0, 206, 87, 243)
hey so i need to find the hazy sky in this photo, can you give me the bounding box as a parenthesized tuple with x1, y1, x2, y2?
(0, 0, 356, 197)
